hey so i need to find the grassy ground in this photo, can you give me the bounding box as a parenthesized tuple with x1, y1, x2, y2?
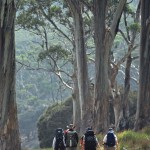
(97, 126, 150, 150)
(30, 127, 150, 150)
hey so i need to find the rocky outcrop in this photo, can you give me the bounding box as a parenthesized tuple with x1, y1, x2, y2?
(37, 97, 73, 148)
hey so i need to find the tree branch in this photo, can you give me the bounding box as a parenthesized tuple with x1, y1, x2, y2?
(110, 0, 127, 38)
(79, 0, 93, 12)
(16, 60, 73, 90)
(118, 29, 130, 44)
(37, 3, 73, 44)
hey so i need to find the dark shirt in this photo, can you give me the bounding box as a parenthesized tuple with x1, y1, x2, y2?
(65, 129, 78, 145)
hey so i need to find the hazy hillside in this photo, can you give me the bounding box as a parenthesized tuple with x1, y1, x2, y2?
(15, 30, 71, 149)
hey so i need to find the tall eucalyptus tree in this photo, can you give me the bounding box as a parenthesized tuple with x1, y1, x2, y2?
(66, 0, 92, 132)
(110, 1, 140, 131)
(93, 0, 127, 132)
(93, 0, 109, 132)
(0, 0, 21, 149)
(134, 0, 150, 130)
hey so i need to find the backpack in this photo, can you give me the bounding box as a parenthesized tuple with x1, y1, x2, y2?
(84, 130, 97, 148)
(55, 128, 65, 148)
(66, 130, 77, 147)
(106, 132, 116, 147)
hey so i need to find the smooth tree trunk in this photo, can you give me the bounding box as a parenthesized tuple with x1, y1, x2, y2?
(113, 89, 122, 130)
(108, 64, 122, 129)
(118, 3, 140, 131)
(93, 0, 127, 132)
(93, 0, 109, 133)
(66, 0, 92, 132)
(134, 0, 150, 130)
(72, 62, 81, 132)
(37, 0, 82, 132)
(117, 54, 132, 130)
(106, 0, 127, 131)
(123, 54, 132, 118)
(0, 0, 21, 150)
(111, 2, 140, 131)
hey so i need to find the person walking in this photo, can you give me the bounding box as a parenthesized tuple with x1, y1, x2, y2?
(65, 124, 78, 150)
(80, 127, 99, 150)
(103, 128, 118, 150)
(52, 128, 66, 150)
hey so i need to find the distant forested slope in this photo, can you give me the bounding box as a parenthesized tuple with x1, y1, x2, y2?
(15, 30, 71, 149)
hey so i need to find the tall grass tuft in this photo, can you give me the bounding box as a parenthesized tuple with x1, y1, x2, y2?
(117, 130, 150, 149)
(142, 126, 150, 135)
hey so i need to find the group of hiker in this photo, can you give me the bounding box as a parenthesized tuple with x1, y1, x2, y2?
(52, 124, 118, 150)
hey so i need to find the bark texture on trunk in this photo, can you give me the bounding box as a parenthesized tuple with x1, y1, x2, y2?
(93, 0, 109, 133)
(113, 2, 140, 131)
(66, 0, 92, 132)
(135, 0, 150, 130)
(0, 1, 21, 150)
(72, 68, 81, 132)
(93, 0, 127, 133)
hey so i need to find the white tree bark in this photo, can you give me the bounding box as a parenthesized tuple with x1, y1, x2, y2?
(66, 0, 92, 132)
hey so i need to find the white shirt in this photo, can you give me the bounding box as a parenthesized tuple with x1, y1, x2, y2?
(52, 136, 66, 149)
(52, 137, 56, 149)
(103, 133, 118, 144)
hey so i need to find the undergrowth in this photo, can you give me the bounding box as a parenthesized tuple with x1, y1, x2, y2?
(30, 126, 150, 150)
(96, 126, 150, 150)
